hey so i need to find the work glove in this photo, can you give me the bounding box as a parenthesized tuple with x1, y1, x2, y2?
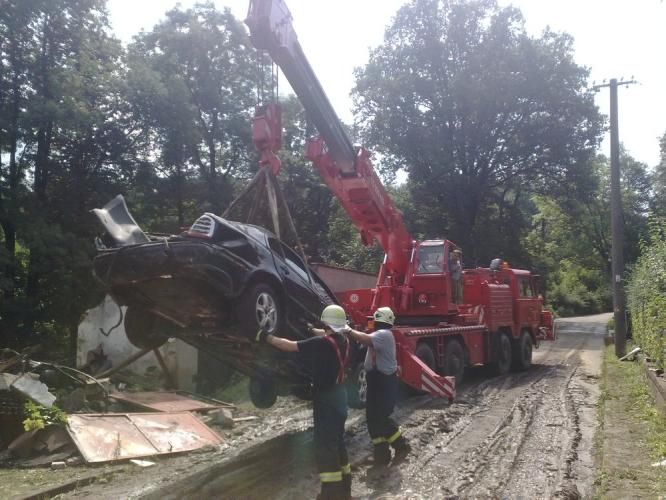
(255, 328, 269, 343)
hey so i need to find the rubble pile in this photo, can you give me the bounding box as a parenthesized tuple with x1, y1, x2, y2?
(0, 345, 239, 477)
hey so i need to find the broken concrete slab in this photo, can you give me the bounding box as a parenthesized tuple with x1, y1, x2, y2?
(7, 430, 39, 458)
(0, 373, 18, 391)
(210, 408, 234, 429)
(37, 425, 73, 453)
(11, 373, 56, 408)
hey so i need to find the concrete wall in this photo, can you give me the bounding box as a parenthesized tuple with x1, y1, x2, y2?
(77, 295, 198, 391)
(310, 263, 376, 292)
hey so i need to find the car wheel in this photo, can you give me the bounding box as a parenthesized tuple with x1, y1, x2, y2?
(442, 339, 465, 385)
(346, 361, 367, 409)
(241, 283, 282, 336)
(249, 377, 278, 409)
(512, 331, 533, 371)
(491, 331, 512, 376)
(124, 307, 169, 350)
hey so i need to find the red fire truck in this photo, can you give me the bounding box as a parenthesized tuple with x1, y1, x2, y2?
(246, 0, 555, 403)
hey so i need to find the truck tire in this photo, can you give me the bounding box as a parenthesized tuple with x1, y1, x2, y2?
(346, 360, 367, 409)
(124, 307, 169, 350)
(240, 283, 282, 336)
(491, 332, 512, 376)
(415, 342, 436, 371)
(249, 377, 278, 408)
(403, 343, 437, 396)
(512, 331, 533, 371)
(442, 339, 465, 385)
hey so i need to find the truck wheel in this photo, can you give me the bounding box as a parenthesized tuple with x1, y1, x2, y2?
(442, 339, 465, 385)
(512, 331, 533, 371)
(249, 377, 278, 408)
(240, 283, 282, 336)
(124, 307, 169, 350)
(492, 332, 512, 376)
(415, 342, 436, 370)
(346, 361, 367, 409)
(404, 343, 437, 396)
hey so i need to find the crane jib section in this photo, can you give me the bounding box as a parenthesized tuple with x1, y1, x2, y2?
(246, 0, 413, 278)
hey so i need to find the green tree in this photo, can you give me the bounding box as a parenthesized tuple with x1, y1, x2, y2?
(651, 131, 666, 217)
(0, 0, 128, 350)
(525, 152, 649, 315)
(126, 3, 258, 220)
(353, 0, 604, 264)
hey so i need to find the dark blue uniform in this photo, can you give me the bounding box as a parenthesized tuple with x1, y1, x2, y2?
(298, 334, 350, 499)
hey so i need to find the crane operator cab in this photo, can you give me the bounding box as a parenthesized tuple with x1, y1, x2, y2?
(410, 240, 463, 319)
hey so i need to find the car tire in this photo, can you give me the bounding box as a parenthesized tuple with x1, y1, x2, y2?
(512, 331, 533, 371)
(124, 307, 169, 350)
(240, 283, 282, 336)
(442, 339, 465, 385)
(346, 360, 367, 409)
(491, 331, 512, 376)
(249, 377, 278, 409)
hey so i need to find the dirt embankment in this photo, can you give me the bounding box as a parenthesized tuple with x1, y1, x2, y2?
(56, 316, 609, 500)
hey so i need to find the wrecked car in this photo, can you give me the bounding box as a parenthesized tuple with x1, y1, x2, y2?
(92, 195, 360, 408)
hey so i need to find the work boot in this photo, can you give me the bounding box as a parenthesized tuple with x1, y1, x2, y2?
(342, 473, 352, 500)
(372, 442, 391, 466)
(391, 436, 411, 464)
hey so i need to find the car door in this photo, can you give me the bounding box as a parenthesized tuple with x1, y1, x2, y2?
(268, 238, 320, 319)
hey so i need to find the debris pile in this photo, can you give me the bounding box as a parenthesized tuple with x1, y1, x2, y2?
(0, 345, 243, 473)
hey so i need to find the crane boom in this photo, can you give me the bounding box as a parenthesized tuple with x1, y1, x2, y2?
(246, 0, 413, 283)
(246, 0, 355, 174)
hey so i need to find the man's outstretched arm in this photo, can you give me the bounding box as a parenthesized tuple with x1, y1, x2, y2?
(256, 331, 300, 352)
(346, 327, 374, 347)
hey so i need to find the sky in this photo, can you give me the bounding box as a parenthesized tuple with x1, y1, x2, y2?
(108, 0, 666, 168)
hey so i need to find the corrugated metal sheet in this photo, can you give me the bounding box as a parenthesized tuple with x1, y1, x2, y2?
(109, 391, 231, 413)
(67, 412, 222, 463)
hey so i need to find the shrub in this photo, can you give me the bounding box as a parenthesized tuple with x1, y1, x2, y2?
(626, 218, 666, 369)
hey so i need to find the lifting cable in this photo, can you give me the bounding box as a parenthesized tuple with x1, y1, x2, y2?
(232, 50, 312, 282)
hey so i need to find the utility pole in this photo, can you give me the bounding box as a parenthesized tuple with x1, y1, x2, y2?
(593, 78, 636, 358)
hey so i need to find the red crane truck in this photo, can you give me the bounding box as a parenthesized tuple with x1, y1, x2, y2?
(245, 0, 555, 404)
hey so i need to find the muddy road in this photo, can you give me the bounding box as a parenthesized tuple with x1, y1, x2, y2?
(68, 315, 607, 499)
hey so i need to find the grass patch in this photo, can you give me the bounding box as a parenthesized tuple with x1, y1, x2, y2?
(609, 346, 666, 459)
(594, 344, 666, 498)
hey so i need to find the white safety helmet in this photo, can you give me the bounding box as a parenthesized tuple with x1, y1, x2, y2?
(320, 305, 348, 333)
(373, 307, 395, 326)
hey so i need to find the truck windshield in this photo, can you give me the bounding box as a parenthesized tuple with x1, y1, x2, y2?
(417, 244, 444, 274)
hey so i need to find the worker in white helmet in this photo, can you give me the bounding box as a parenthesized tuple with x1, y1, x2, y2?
(256, 304, 352, 500)
(345, 306, 411, 465)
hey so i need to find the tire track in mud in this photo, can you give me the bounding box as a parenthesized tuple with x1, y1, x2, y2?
(124, 328, 600, 500)
(364, 331, 595, 500)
